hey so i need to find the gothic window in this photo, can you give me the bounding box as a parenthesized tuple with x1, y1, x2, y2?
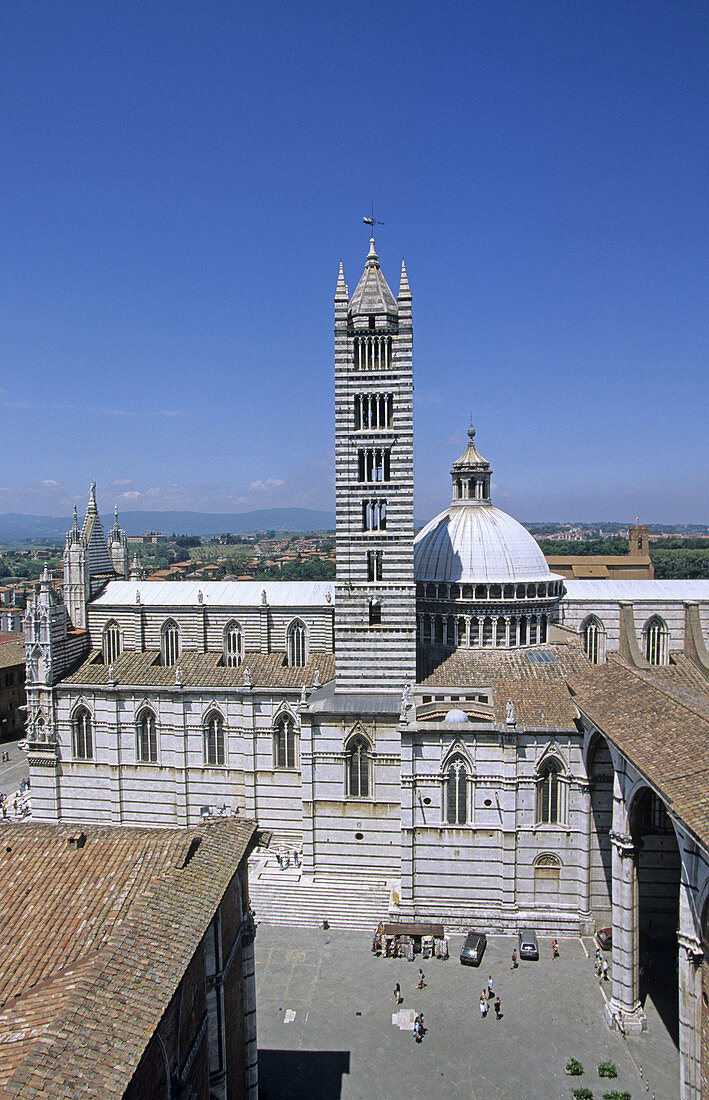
(161, 620, 180, 666)
(224, 621, 243, 667)
(539, 615, 548, 643)
(72, 706, 93, 760)
(446, 756, 468, 825)
(287, 619, 307, 667)
(369, 600, 382, 625)
(482, 616, 493, 647)
(137, 709, 158, 763)
(367, 550, 383, 581)
(519, 617, 528, 646)
(354, 393, 393, 430)
(274, 715, 298, 768)
(346, 735, 371, 798)
(581, 616, 605, 664)
(536, 758, 566, 825)
(643, 615, 669, 666)
(470, 617, 479, 646)
(509, 617, 517, 647)
(204, 711, 225, 766)
(103, 620, 121, 665)
(496, 616, 506, 647)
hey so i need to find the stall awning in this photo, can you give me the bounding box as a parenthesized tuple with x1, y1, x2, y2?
(383, 923, 444, 938)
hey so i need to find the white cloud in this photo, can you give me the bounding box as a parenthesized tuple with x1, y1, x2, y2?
(249, 478, 286, 491)
(119, 490, 141, 500)
(40, 479, 61, 489)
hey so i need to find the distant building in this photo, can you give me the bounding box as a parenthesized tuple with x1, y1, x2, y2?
(545, 523, 654, 579)
(0, 819, 262, 1099)
(0, 635, 25, 740)
(126, 532, 167, 544)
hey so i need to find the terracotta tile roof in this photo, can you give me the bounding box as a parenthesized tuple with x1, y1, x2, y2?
(0, 639, 24, 670)
(567, 656, 709, 850)
(62, 648, 335, 690)
(0, 819, 258, 1098)
(419, 645, 589, 728)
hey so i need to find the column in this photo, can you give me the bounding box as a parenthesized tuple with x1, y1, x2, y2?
(678, 873, 704, 1100)
(606, 827, 646, 1032)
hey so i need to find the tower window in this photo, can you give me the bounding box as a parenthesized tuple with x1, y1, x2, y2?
(367, 550, 383, 581)
(536, 758, 566, 825)
(369, 600, 382, 625)
(354, 393, 393, 430)
(362, 499, 387, 531)
(357, 448, 391, 482)
(446, 756, 468, 825)
(368, 314, 376, 330)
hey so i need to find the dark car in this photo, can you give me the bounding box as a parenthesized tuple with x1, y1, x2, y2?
(518, 927, 539, 960)
(597, 927, 612, 951)
(460, 931, 487, 966)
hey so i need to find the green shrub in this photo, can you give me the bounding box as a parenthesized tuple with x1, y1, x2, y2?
(571, 1088, 594, 1100)
(566, 1058, 584, 1076)
(598, 1061, 618, 1078)
(602, 1091, 631, 1100)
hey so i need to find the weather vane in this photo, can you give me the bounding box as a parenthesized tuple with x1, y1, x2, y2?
(363, 203, 384, 236)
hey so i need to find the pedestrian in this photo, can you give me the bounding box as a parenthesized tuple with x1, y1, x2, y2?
(393, 982, 401, 1004)
(293, 849, 300, 867)
(479, 993, 488, 1019)
(417, 968, 426, 989)
(601, 958, 609, 981)
(552, 939, 559, 959)
(510, 949, 517, 969)
(487, 974, 494, 999)
(494, 996, 502, 1020)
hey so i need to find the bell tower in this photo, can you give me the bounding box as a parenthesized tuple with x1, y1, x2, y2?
(333, 238, 416, 692)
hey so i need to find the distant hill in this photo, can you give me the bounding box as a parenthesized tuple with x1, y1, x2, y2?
(0, 508, 336, 541)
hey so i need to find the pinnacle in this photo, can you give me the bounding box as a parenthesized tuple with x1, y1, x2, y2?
(335, 260, 348, 299)
(398, 258, 411, 298)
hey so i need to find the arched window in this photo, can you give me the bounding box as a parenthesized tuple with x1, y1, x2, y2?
(536, 758, 565, 825)
(534, 853, 562, 898)
(161, 620, 180, 666)
(103, 620, 121, 665)
(274, 714, 298, 768)
(643, 615, 669, 666)
(204, 711, 225, 766)
(346, 735, 371, 798)
(224, 621, 243, 668)
(137, 709, 157, 763)
(446, 756, 468, 825)
(581, 616, 605, 664)
(72, 707, 93, 760)
(287, 619, 307, 667)
(496, 616, 506, 647)
(482, 616, 493, 646)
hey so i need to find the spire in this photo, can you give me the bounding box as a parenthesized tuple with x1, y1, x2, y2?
(111, 504, 121, 541)
(334, 260, 348, 300)
(88, 481, 97, 511)
(348, 238, 398, 320)
(130, 554, 140, 581)
(398, 258, 411, 299)
(71, 504, 80, 543)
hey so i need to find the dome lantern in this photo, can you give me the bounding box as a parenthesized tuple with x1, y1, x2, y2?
(450, 423, 492, 505)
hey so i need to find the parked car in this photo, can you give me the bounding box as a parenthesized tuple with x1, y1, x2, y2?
(518, 927, 539, 960)
(597, 927, 612, 951)
(460, 931, 487, 966)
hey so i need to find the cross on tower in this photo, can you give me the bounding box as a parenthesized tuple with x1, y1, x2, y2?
(363, 204, 384, 236)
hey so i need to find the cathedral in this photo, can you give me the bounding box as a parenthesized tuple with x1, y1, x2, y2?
(23, 238, 709, 1098)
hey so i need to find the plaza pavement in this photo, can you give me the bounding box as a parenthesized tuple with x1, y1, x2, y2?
(255, 924, 679, 1100)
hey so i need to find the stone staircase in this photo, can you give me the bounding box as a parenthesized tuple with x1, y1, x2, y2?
(248, 854, 394, 930)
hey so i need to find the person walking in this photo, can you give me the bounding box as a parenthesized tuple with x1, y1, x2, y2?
(510, 949, 518, 969)
(393, 982, 402, 1004)
(479, 993, 488, 1019)
(552, 939, 559, 959)
(417, 968, 426, 989)
(494, 996, 502, 1020)
(601, 958, 609, 982)
(487, 974, 494, 999)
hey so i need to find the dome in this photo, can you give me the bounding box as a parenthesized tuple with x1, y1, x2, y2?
(444, 708, 469, 723)
(414, 504, 554, 585)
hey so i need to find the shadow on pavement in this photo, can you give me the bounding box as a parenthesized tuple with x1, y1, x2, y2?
(258, 1048, 350, 1099)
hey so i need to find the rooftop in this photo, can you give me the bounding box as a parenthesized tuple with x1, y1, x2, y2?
(0, 819, 258, 1098)
(92, 579, 334, 608)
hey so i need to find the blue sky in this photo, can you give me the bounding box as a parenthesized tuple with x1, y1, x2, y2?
(1, 1, 707, 524)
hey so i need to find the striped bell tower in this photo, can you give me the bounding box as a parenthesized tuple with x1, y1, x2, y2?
(333, 238, 416, 692)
